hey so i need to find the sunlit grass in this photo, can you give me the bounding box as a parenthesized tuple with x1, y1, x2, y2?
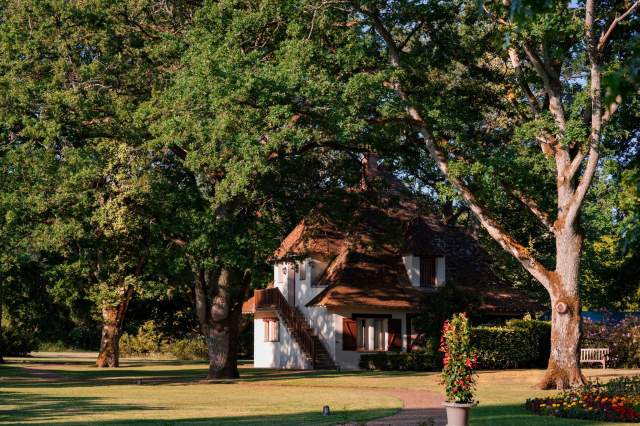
(1, 353, 638, 425)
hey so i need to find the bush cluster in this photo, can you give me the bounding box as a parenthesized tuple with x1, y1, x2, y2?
(471, 319, 551, 369)
(583, 317, 640, 368)
(359, 351, 439, 371)
(1, 327, 37, 356)
(119, 321, 208, 360)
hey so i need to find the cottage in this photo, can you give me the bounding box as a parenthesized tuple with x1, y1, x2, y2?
(242, 157, 540, 370)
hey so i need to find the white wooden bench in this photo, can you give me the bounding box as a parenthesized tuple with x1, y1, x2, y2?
(580, 348, 609, 369)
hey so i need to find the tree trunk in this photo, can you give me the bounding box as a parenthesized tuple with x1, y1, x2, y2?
(193, 265, 248, 380)
(95, 286, 133, 368)
(203, 307, 242, 379)
(537, 228, 587, 389)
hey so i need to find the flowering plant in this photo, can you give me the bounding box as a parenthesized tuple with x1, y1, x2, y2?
(439, 313, 477, 403)
(525, 389, 640, 422)
(525, 376, 640, 422)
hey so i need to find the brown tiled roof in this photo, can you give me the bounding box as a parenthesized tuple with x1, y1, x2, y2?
(266, 163, 542, 314)
(306, 249, 422, 310)
(275, 202, 540, 314)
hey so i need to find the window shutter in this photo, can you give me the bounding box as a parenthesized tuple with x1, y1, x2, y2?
(342, 318, 357, 351)
(264, 319, 270, 342)
(388, 319, 402, 351)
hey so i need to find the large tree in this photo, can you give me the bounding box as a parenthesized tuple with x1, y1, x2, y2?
(337, 0, 639, 388)
(0, 0, 198, 367)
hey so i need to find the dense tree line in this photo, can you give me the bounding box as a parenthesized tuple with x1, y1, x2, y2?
(1, 0, 638, 387)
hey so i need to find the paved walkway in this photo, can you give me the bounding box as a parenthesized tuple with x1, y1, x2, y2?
(367, 389, 446, 426)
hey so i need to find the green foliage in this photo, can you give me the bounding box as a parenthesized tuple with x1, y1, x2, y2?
(119, 320, 208, 360)
(166, 339, 209, 361)
(471, 320, 550, 369)
(583, 318, 640, 368)
(358, 351, 440, 372)
(440, 313, 477, 403)
(412, 283, 480, 354)
(1, 327, 37, 356)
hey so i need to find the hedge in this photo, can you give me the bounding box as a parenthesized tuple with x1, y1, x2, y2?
(359, 319, 551, 371)
(471, 320, 551, 369)
(359, 351, 439, 371)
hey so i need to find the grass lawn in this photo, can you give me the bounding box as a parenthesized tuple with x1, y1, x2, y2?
(0, 353, 638, 425)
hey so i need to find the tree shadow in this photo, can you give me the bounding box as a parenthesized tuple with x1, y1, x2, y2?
(0, 407, 397, 425)
(0, 390, 162, 424)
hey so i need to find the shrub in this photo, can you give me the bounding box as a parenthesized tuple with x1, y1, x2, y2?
(119, 321, 166, 357)
(119, 321, 208, 360)
(359, 351, 439, 371)
(165, 338, 208, 360)
(1, 327, 37, 356)
(471, 319, 550, 369)
(583, 317, 640, 368)
(440, 313, 477, 403)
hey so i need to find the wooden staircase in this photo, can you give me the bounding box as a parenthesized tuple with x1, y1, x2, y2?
(254, 288, 336, 370)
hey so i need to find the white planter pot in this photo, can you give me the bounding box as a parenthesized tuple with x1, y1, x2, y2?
(442, 401, 477, 426)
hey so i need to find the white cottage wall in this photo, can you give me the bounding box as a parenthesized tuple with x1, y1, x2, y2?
(254, 312, 312, 369)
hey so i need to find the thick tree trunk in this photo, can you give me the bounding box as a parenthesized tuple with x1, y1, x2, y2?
(537, 229, 587, 389)
(95, 286, 133, 368)
(203, 307, 242, 379)
(193, 265, 248, 380)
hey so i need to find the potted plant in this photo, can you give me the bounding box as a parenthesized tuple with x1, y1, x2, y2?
(439, 313, 478, 426)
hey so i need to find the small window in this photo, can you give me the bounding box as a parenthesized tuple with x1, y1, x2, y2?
(419, 256, 436, 287)
(299, 260, 306, 280)
(264, 318, 279, 342)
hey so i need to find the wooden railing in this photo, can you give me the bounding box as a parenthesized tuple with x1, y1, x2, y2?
(254, 288, 317, 367)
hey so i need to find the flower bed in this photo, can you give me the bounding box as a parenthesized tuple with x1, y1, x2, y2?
(525, 376, 640, 422)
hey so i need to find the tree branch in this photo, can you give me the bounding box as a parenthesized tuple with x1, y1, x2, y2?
(507, 47, 540, 116)
(354, 1, 553, 290)
(503, 181, 554, 233)
(522, 42, 567, 132)
(597, 0, 640, 58)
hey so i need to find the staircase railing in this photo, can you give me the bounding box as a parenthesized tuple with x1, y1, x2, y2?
(254, 288, 317, 367)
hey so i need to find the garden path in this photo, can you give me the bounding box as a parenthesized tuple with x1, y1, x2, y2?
(366, 388, 446, 426)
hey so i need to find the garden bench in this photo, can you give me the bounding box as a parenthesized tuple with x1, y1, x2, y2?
(580, 348, 609, 369)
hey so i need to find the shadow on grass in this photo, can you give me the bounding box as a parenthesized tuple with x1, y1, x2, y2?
(0, 390, 162, 424)
(0, 397, 394, 426)
(2, 361, 436, 390)
(0, 410, 397, 426)
(471, 403, 612, 426)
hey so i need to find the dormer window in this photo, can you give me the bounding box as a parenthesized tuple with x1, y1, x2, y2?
(419, 256, 436, 288)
